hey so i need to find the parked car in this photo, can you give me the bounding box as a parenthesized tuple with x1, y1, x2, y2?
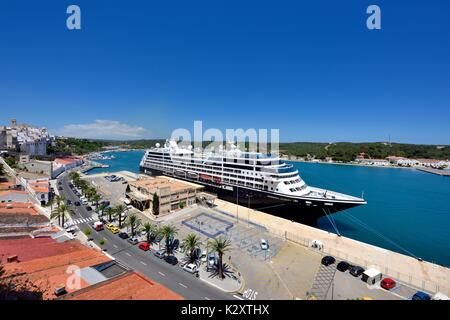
(321, 256, 336, 266)
(154, 249, 166, 259)
(109, 227, 120, 234)
(86, 206, 92, 211)
(349, 266, 365, 277)
(66, 199, 72, 205)
(164, 255, 178, 265)
(172, 239, 180, 251)
(127, 237, 139, 245)
(207, 252, 217, 269)
(155, 234, 163, 243)
(118, 232, 129, 239)
(260, 239, 269, 250)
(380, 278, 396, 290)
(105, 223, 114, 230)
(337, 261, 351, 272)
(58, 187, 63, 191)
(412, 291, 431, 301)
(74, 201, 81, 206)
(138, 242, 150, 251)
(182, 263, 198, 274)
(200, 250, 207, 263)
(66, 227, 76, 234)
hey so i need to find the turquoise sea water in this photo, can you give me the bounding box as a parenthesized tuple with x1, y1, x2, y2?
(88, 151, 450, 266)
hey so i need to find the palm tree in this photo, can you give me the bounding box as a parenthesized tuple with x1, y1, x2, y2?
(142, 222, 157, 244)
(97, 203, 107, 217)
(50, 207, 62, 226)
(207, 237, 232, 279)
(54, 194, 64, 209)
(127, 214, 141, 236)
(160, 225, 179, 255)
(114, 204, 125, 228)
(104, 206, 115, 222)
(50, 204, 69, 226)
(58, 204, 69, 227)
(181, 233, 202, 263)
(92, 194, 101, 209)
(69, 171, 80, 181)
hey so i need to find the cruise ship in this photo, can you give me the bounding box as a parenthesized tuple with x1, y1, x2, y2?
(140, 139, 366, 220)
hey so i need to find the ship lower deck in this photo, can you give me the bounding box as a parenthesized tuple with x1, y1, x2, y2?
(140, 166, 364, 224)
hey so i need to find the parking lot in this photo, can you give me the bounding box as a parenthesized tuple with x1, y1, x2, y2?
(310, 257, 433, 300)
(173, 207, 285, 262)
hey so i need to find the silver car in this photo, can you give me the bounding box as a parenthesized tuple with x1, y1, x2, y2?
(127, 237, 139, 245)
(154, 249, 166, 259)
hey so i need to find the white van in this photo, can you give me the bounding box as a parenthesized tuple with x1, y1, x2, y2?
(432, 292, 449, 300)
(361, 268, 382, 285)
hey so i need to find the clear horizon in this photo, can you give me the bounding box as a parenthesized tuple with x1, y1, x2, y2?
(1, 0, 449, 144)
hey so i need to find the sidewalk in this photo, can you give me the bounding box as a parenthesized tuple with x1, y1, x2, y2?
(147, 241, 242, 293)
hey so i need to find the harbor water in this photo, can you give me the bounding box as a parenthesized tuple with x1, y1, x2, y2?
(87, 150, 450, 267)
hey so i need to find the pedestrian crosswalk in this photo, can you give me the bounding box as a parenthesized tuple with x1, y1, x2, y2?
(70, 217, 95, 226)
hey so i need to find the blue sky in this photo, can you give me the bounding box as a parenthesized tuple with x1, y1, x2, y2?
(0, 0, 449, 143)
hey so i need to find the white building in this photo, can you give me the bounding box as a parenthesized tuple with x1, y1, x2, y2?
(0, 119, 54, 156)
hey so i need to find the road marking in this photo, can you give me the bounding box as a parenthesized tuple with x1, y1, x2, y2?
(233, 294, 244, 300)
(113, 244, 118, 248)
(125, 252, 131, 257)
(204, 297, 210, 300)
(158, 272, 166, 276)
(140, 261, 147, 266)
(178, 283, 187, 288)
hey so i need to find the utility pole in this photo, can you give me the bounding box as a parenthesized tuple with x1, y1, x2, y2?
(236, 185, 239, 222)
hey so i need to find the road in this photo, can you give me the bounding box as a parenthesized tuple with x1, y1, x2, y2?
(58, 172, 234, 300)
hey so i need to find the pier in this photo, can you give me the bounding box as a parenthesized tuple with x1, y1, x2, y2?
(80, 161, 110, 174)
(417, 167, 450, 177)
(214, 199, 450, 295)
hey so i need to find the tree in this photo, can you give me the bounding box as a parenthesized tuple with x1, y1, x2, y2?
(152, 193, 160, 215)
(97, 203, 107, 217)
(69, 171, 80, 181)
(58, 204, 69, 227)
(114, 204, 125, 228)
(142, 222, 157, 244)
(92, 194, 101, 209)
(51, 204, 69, 227)
(181, 233, 202, 263)
(127, 214, 141, 237)
(49, 195, 65, 226)
(99, 239, 106, 250)
(104, 206, 115, 222)
(160, 225, 178, 255)
(207, 237, 232, 279)
(4, 156, 17, 169)
(84, 228, 91, 237)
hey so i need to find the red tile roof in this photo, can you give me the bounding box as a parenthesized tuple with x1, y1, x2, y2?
(1, 238, 111, 299)
(0, 202, 39, 215)
(63, 271, 184, 300)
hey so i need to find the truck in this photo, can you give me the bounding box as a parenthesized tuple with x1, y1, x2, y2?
(93, 221, 104, 231)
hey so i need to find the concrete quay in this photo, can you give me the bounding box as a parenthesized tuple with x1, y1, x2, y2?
(417, 167, 450, 177)
(214, 199, 450, 296)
